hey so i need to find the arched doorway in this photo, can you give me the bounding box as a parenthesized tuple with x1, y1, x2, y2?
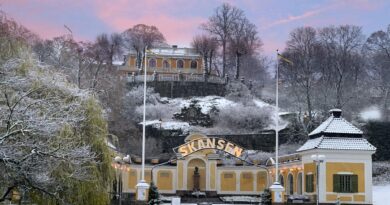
(288, 173, 294, 195)
(279, 174, 284, 187)
(297, 172, 303, 195)
(187, 158, 206, 191)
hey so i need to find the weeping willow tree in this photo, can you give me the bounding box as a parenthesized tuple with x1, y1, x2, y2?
(31, 98, 114, 205)
(1, 11, 114, 205)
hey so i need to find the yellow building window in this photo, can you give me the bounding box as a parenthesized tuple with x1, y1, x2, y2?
(190, 60, 197, 69)
(149, 59, 157, 68)
(163, 60, 170, 70)
(333, 174, 358, 193)
(177, 60, 184, 69)
(306, 174, 314, 193)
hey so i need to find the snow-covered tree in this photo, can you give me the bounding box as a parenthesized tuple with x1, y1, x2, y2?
(0, 48, 112, 204)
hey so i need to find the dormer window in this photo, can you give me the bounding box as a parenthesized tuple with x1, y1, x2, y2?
(190, 60, 197, 69)
(177, 59, 184, 69)
(149, 59, 157, 68)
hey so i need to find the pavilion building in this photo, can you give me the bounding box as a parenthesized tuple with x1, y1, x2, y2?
(113, 109, 375, 204)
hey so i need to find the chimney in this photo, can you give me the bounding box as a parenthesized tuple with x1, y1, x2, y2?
(172, 45, 178, 49)
(329, 109, 342, 118)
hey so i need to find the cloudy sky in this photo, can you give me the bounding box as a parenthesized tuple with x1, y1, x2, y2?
(1, 0, 390, 56)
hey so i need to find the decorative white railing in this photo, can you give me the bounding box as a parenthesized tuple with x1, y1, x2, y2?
(127, 73, 227, 84)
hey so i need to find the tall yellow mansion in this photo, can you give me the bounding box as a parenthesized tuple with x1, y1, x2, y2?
(118, 45, 205, 77)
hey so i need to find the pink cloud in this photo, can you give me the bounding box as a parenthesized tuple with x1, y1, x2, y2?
(92, 0, 206, 46)
(263, 7, 326, 29)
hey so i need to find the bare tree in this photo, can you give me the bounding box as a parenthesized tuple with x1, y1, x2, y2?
(123, 24, 166, 69)
(318, 25, 365, 108)
(280, 27, 319, 125)
(191, 34, 218, 74)
(201, 3, 244, 77)
(364, 25, 390, 120)
(228, 17, 261, 79)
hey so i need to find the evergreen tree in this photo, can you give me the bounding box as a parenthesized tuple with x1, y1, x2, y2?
(260, 188, 272, 205)
(148, 182, 160, 205)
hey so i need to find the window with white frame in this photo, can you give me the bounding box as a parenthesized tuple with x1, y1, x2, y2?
(333, 174, 358, 193)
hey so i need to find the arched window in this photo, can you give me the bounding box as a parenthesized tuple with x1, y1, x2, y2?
(288, 174, 294, 195)
(190, 60, 197, 69)
(149, 58, 156, 68)
(297, 172, 303, 195)
(279, 175, 284, 187)
(177, 59, 184, 69)
(163, 60, 170, 69)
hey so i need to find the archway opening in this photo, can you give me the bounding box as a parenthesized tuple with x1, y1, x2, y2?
(187, 158, 206, 191)
(297, 172, 303, 195)
(288, 173, 294, 195)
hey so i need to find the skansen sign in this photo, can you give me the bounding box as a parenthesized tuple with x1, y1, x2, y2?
(173, 137, 244, 158)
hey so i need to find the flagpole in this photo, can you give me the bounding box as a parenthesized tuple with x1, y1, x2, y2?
(275, 49, 279, 183)
(269, 50, 284, 203)
(141, 45, 147, 182)
(136, 46, 149, 201)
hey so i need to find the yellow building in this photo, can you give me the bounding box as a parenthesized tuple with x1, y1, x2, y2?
(118, 45, 205, 78)
(114, 109, 375, 204)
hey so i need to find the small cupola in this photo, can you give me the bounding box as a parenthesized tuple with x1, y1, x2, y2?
(329, 108, 342, 118)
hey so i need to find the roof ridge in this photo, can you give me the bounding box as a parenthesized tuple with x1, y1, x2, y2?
(321, 116, 334, 134)
(315, 136, 324, 149)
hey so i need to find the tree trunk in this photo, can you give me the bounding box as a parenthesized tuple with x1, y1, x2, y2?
(383, 87, 389, 121)
(209, 50, 214, 75)
(222, 40, 226, 77)
(0, 186, 15, 202)
(235, 51, 240, 79)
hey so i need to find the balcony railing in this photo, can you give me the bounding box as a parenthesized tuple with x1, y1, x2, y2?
(127, 72, 227, 84)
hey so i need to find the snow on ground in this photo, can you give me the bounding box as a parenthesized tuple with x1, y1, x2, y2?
(360, 106, 382, 121)
(373, 185, 390, 205)
(167, 96, 238, 114)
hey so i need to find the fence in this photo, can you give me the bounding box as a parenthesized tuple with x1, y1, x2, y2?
(127, 72, 227, 84)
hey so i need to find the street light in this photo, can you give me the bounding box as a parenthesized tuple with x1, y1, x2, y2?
(311, 154, 325, 205)
(114, 155, 131, 205)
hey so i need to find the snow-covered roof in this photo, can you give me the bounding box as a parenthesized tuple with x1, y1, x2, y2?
(148, 47, 200, 57)
(309, 110, 363, 137)
(297, 136, 376, 152)
(139, 120, 190, 132)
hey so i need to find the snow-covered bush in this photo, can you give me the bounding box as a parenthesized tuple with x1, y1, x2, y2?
(211, 103, 273, 133)
(225, 81, 253, 103)
(373, 161, 390, 185)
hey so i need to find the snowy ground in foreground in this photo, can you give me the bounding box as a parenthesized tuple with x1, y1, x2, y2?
(161, 185, 390, 205)
(373, 185, 390, 205)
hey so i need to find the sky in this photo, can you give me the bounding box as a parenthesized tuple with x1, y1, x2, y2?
(1, 0, 390, 57)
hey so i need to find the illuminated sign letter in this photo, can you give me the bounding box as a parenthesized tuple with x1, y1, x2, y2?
(206, 138, 216, 149)
(178, 145, 188, 156)
(217, 139, 226, 150)
(233, 146, 243, 157)
(198, 139, 206, 149)
(224, 142, 234, 153)
(187, 141, 197, 153)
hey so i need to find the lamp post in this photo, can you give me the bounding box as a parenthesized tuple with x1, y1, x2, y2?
(135, 46, 150, 201)
(311, 154, 325, 205)
(114, 155, 131, 205)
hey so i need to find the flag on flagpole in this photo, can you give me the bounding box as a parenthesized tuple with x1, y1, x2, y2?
(277, 53, 294, 65)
